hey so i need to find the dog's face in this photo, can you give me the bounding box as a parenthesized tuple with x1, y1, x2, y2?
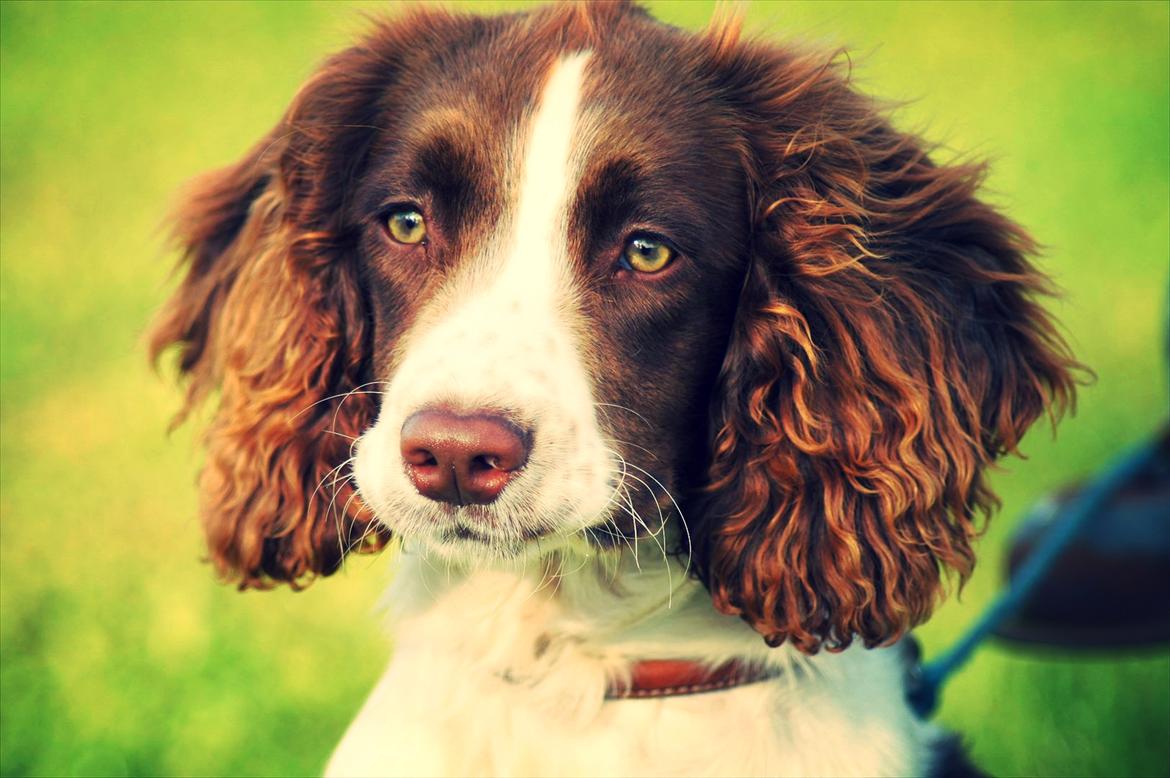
(348, 23, 748, 560)
(152, 3, 1077, 651)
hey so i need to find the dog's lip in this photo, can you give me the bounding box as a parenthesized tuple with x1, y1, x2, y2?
(450, 524, 489, 542)
(440, 522, 549, 544)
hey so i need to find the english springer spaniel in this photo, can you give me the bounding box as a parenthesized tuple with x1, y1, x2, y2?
(151, 3, 1077, 776)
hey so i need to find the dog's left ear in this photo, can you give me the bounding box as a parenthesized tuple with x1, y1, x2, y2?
(691, 37, 1083, 652)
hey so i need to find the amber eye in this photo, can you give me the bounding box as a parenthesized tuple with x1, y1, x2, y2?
(621, 235, 675, 273)
(386, 207, 427, 244)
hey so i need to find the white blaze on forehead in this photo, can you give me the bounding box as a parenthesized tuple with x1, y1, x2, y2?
(503, 51, 591, 289)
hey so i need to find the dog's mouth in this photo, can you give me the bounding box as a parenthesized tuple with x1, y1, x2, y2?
(441, 522, 549, 545)
(415, 511, 563, 559)
(448, 524, 489, 542)
(423, 503, 669, 560)
(402, 465, 677, 553)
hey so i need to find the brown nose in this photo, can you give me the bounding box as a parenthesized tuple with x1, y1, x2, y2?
(400, 409, 531, 506)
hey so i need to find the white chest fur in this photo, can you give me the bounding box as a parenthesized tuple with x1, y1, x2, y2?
(325, 549, 939, 778)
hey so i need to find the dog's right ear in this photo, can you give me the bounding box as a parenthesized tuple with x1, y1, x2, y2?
(149, 9, 476, 588)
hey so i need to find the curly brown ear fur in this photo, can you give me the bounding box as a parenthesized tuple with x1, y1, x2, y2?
(691, 37, 1083, 652)
(145, 17, 454, 587)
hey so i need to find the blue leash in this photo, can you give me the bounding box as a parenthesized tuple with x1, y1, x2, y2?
(907, 437, 1161, 718)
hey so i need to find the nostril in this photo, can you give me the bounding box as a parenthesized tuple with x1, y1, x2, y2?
(404, 447, 438, 467)
(472, 447, 525, 473)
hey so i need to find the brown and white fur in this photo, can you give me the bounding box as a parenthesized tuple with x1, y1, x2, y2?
(151, 4, 1078, 776)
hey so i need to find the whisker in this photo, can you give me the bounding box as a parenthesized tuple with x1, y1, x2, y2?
(611, 469, 675, 604)
(553, 543, 593, 579)
(307, 459, 353, 561)
(345, 483, 386, 556)
(290, 381, 389, 423)
(597, 453, 644, 567)
(329, 384, 384, 441)
(603, 461, 668, 538)
(524, 549, 563, 602)
(580, 525, 624, 588)
(615, 459, 693, 579)
(611, 465, 643, 571)
(598, 485, 643, 569)
(602, 435, 660, 462)
(593, 402, 653, 429)
(309, 458, 350, 516)
(599, 447, 685, 605)
(336, 484, 365, 555)
(613, 477, 674, 587)
(601, 448, 667, 537)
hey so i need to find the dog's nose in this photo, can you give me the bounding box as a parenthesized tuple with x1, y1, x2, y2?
(400, 409, 531, 506)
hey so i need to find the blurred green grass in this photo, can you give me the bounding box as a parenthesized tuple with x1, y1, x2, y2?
(1, 1, 1167, 776)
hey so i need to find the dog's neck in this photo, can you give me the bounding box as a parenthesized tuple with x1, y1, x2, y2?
(383, 535, 801, 697)
(331, 536, 935, 778)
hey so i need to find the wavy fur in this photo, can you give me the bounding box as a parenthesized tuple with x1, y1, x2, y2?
(691, 36, 1082, 652)
(151, 3, 1082, 652)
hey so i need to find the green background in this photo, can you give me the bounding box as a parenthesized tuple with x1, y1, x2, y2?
(2, 1, 1167, 775)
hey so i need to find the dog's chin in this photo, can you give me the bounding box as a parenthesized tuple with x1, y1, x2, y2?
(396, 526, 565, 566)
(375, 508, 560, 565)
(440, 521, 545, 557)
(376, 500, 614, 566)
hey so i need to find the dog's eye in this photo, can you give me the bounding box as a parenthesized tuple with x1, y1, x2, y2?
(620, 235, 675, 274)
(386, 207, 428, 245)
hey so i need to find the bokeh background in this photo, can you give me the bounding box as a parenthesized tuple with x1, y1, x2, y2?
(2, 1, 1168, 776)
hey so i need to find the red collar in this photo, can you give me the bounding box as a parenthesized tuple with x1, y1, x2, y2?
(605, 659, 781, 700)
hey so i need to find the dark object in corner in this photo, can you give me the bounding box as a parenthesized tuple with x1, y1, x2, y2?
(931, 733, 991, 778)
(994, 428, 1170, 649)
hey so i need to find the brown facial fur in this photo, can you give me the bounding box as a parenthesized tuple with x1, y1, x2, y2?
(151, 2, 1080, 650)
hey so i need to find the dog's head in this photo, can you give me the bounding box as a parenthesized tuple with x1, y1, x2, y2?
(151, 2, 1078, 652)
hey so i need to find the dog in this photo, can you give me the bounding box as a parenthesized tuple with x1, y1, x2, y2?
(151, 3, 1078, 775)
